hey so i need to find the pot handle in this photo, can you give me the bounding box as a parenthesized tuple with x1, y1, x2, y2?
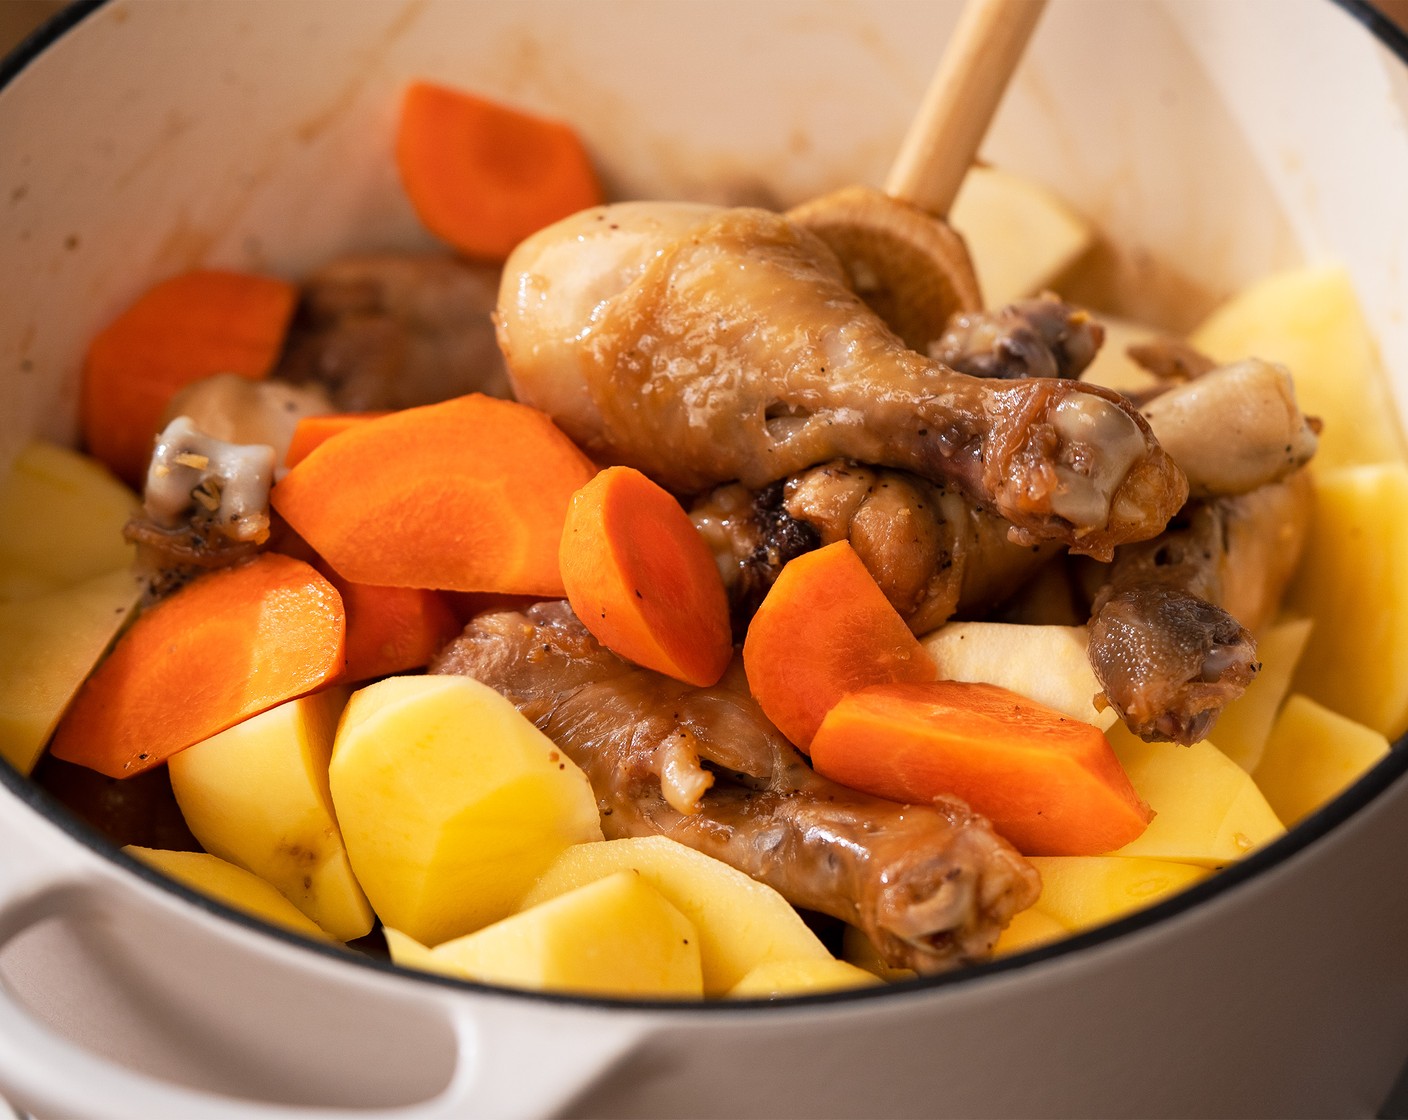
(0, 827, 648, 1120)
(0, 969, 647, 1120)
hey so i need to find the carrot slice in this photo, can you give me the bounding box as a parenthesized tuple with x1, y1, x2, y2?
(49, 554, 345, 779)
(283, 412, 391, 470)
(396, 82, 604, 261)
(330, 574, 462, 683)
(811, 681, 1154, 856)
(742, 541, 935, 751)
(560, 466, 732, 687)
(270, 394, 597, 595)
(81, 270, 297, 486)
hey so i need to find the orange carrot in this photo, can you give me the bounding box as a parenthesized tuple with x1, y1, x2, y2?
(270, 394, 597, 595)
(560, 466, 732, 687)
(82, 270, 297, 486)
(810, 681, 1153, 856)
(324, 571, 462, 683)
(742, 541, 935, 750)
(49, 554, 345, 779)
(396, 81, 604, 261)
(283, 412, 391, 469)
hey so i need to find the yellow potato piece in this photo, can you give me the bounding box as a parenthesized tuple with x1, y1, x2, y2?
(920, 621, 1118, 730)
(0, 567, 141, 775)
(168, 689, 373, 942)
(1189, 265, 1407, 469)
(124, 846, 329, 941)
(1107, 724, 1284, 866)
(1285, 463, 1408, 740)
(726, 958, 879, 999)
(949, 165, 1092, 307)
(520, 835, 831, 996)
(0, 441, 138, 602)
(430, 871, 702, 999)
(1212, 618, 1314, 773)
(1252, 694, 1391, 828)
(329, 674, 603, 946)
(992, 908, 1072, 958)
(1025, 856, 1210, 932)
(382, 927, 469, 980)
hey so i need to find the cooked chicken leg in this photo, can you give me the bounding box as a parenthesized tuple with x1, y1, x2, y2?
(1087, 471, 1314, 743)
(432, 602, 1040, 974)
(498, 202, 1186, 559)
(693, 460, 1056, 635)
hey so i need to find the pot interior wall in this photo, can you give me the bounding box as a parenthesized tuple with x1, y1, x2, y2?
(3, 0, 1406, 463)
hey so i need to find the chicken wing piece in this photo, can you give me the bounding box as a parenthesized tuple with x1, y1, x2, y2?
(498, 202, 1186, 559)
(692, 460, 1056, 636)
(432, 602, 1040, 974)
(1087, 471, 1314, 744)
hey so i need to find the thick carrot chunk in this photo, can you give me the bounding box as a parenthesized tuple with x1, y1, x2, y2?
(50, 554, 344, 779)
(742, 541, 934, 750)
(81, 270, 296, 486)
(560, 466, 732, 686)
(270, 394, 597, 595)
(810, 680, 1153, 856)
(396, 82, 604, 261)
(283, 412, 390, 469)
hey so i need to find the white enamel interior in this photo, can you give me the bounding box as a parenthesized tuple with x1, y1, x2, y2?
(2, 0, 1406, 465)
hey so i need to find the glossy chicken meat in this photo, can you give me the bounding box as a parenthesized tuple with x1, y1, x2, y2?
(498, 202, 1187, 559)
(276, 251, 511, 411)
(929, 294, 1105, 381)
(1138, 358, 1319, 497)
(1087, 472, 1313, 743)
(432, 602, 1040, 974)
(692, 460, 1055, 635)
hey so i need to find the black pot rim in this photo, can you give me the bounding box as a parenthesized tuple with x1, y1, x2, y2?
(1, 0, 1406, 1015)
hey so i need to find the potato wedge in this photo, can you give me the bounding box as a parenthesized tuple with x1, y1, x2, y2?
(520, 835, 831, 996)
(168, 689, 373, 942)
(416, 871, 703, 999)
(329, 674, 602, 946)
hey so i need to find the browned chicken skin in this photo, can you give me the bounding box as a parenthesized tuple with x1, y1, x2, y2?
(499, 203, 1187, 559)
(277, 251, 510, 411)
(432, 602, 1040, 974)
(930, 294, 1105, 381)
(693, 460, 1055, 635)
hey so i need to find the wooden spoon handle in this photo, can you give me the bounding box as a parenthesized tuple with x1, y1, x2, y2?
(884, 0, 1047, 217)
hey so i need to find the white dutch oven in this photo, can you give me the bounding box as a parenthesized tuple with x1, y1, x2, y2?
(2, 1, 1407, 1116)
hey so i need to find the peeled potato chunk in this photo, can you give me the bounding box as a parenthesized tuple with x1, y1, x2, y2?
(398, 871, 703, 999)
(1285, 463, 1408, 741)
(1025, 855, 1210, 931)
(124, 846, 330, 941)
(992, 908, 1072, 958)
(0, 441, 138, 602)
(1107, 724, 1284, 866)
(726, 958, 879, 999)
(520, 835, 832, 995)
(168, 688, 373, 942)
(0, 568, 141, 775)
(920, 621, 1118, 731)
(329, 674, 603, 946)
(1211, 618, 1314, 774)
(949, 165, 1092, 307)
(1252, 695, 1390, 827)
